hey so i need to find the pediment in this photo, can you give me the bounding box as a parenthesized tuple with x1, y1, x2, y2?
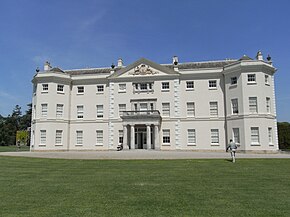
(109, 58, 179, 79)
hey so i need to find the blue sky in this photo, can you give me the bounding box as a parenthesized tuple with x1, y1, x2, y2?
(0, 0, 289, 121)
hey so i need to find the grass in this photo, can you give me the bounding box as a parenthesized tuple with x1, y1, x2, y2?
(0, 157, 289, 217)
(0, 145, 30, 152)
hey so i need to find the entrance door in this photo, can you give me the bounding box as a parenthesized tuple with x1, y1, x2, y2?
(135, 127, 147, 149)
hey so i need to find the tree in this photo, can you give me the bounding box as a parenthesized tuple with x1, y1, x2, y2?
(277, 122, 290, 150)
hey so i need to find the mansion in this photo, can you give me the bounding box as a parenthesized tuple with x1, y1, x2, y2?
(30, 51, 279, 152)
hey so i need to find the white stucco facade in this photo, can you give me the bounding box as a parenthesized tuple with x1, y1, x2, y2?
(30, 53, 279, 152)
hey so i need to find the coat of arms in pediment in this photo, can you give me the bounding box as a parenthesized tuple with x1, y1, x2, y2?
(129, 64, 158, 75)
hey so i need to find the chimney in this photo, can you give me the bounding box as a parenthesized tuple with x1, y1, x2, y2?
(256, 51, 263, 61)
(172, 56, 179, 72)
(267, 54, 273, 65)
(117, 58, 123, 67)
(44, 61, 52, 71)
(110, 63, 115, 74)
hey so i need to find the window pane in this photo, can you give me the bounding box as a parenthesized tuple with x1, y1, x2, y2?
(76, 131, 83, 144)
(186, 81, 194, 89)
(41, 104, 48, 117)
(251, 127, 259, 144)
(96, 105, 103, 118)
(162, 103, 170, 117)
(209, 80, 217, 88)
(40, 130, 46, 144)
(187, 129, 196, 144)
(233, 128, 240, 143)
(231, 99, 238, 114)
(77, 105, 84, 119)
(55, 130, 62, 144)
(162, 129, 170, 143)
(187, 102, 195, 117)
(210, 102, 218, 116)
(96, 130, 103, 144)
(249, 97, 257, 113)
(211, 129, 219, 144)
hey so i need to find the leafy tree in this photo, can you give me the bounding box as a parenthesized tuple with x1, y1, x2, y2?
(278, 122, 290, 150)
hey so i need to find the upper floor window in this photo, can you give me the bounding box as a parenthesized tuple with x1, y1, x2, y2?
(265, 75, 270, 85)
(42, 84, 48, 92)
(57, 84, 64, 93)
(41, 104, 48, 117)
(96, 105, 104, 118)
(186, 81, 194, 90)
(56, 104, 64, 118)
(247, 74, 256, 84)
(161, 82, 170, 91)
(119, 84, 126, 92)
(187, 102, 195, 117)
(119, 104, 126, 117)
(77, 105, 84, 119)
(209, 101, 218, 117)
(231, 77, 237, 85)
(162, 103, 170, 117)
(266, 97, 271, 113)
(231, 99, 239, 114)
(249, 97, 258, 113)
(97, 85, 104, 93)
(208, 80, 217, 89)
(134, 83, 153, 92)
(77, 86, 84, 94)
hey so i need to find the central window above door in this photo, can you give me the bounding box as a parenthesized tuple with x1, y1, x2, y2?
(133, 82, 154, 93)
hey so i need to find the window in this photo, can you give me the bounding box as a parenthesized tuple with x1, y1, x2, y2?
(55, 130, 63, 145)
(249, 97, 258, 113)
(119, 130, 123, 144)
(211, 129, 219, 144)
(233, 128, 240, 144)
(42, 84, 48, 92)
(268, 127, 273, 144)
(265, 75, 270, 85)
(209, 80, 217, 89)
(40, 130, 46, 144)
(251, 127, 260, 144)
(96, 130, 103, 145)
(77, 105, 84, 119)
(231, 99, 239, 114)
(266, 97, 271, 113)
(140, 103, 148, 111)
(210, 102, 218, 116)
(97, 85, 104, 93)
(162, 129, 170, 144)
(56, 104, 64, 118)
(162, 82, 169, 91)
(231, 77, 237, 85)
(134, 83, 153, 92)
(57, 84, 64, 92)
(247, 74, 256, 83)
(187, 102, 195, 117)
(186, 81, 194, 90)
(162, 103, 170, 117)
(77, 86, 84, 94)
(76, 130, 83, 145)
(33, 84, 37, 94)
(96, 105, 103, 118)
(119, 104, 126, 116)
(41, 104, 48, 117)
(119, 84, 126, 92)
(187, 129, 196, 145)
(140, 83, 148, 90)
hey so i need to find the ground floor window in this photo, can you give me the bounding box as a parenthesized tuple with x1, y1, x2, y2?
(96, 130, 103, 145)
(251, 127, 260, 145)
(76, 130, 83, 145)
(268, 127, 273, 145)
(211, 129, 219, 145)
(187, 129, 196, 145)
(162, 129, 170, 144)
(40, 130, 46, 144)
(233, 128, 240, 144)
(55, 130, 63, 145)
(119, 130, 123, 144)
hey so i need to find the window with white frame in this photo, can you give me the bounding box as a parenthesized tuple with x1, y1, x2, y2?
(162, 103, 170, 117)
(140, 103, 148, 111)
(55, 130, 63, 145)
(268, 127, 273, 144)
(77, 86, 84, 94)
(247, 74, 256, 83)
(233, 128, 240, 144)
(96, 105, 104, 118)
(162, 129, 170, 144)
(77, 105, 84, 119)
(266, 97, 271, 113)
(231, 77, 237, 85)
(119, 104, 126, 117)
(119, 130, 123, 144)
(40, 130, 46, 144)
(119, 83, 126, 92)
(208, 80, 217, 89)
(211, 129, 219, 144)
(210, 101, 218, 116)
(231, 99, 239, 115)
(265, 75, 270, 85)
(96, 130, 103, 145)
(161, 82, 170, 91)
(96, 85, 104, 93)
(249, 97, 258, 113)
(187, 129, 196, 145)
(134, 83, 153, 92)
(56, 104, 64, 118)
(42, 84, 48, 92)
(57, 84, 64, 92)
(187, 102, 195, 117)
(251, 127, 260, 144)
(41, 104, 48, 117)
(76, 130, 83, 145)
(186, 81, 194, 90)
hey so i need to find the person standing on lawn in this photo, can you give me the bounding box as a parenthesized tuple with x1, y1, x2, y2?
(227, 139, 238, 163)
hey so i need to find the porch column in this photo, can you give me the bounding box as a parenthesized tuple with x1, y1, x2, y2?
(123, 125, 128, 150)
(130, 125, 135, 149)
(154, 125, 160, 150)
(146, 124, 151, 150)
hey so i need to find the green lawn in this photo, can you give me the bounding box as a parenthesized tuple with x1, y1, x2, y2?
(0, 145, 30, 152)
(0, 157, 289, 217)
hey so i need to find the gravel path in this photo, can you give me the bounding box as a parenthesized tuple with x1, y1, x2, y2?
(1, 150, 290, 160)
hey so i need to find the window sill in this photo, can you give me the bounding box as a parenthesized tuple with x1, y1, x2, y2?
(230, 84, 237, 87)
(161, 89, 170, 92)
(75, 144, 83, 147)
(118, 90, 126, 93)
(55, 144, 63, 147)
(77, 93, 84, 95)
(95, 144, 103, 146)
(57, 91, 64, 95)
(211, 143, 220, 146)
(208, 87, 217, 90)
(96, 92, 104, 95)
(186, 88, 194, 91)
(250, 143, 260, 146)
(265, 83, 270, 86)
(247, 82, 257, 85)
(41, 91, 48, 94)
(162, 143, 171, 146)
(39, 144, 46, 147)
(187, 144, 196, 146)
